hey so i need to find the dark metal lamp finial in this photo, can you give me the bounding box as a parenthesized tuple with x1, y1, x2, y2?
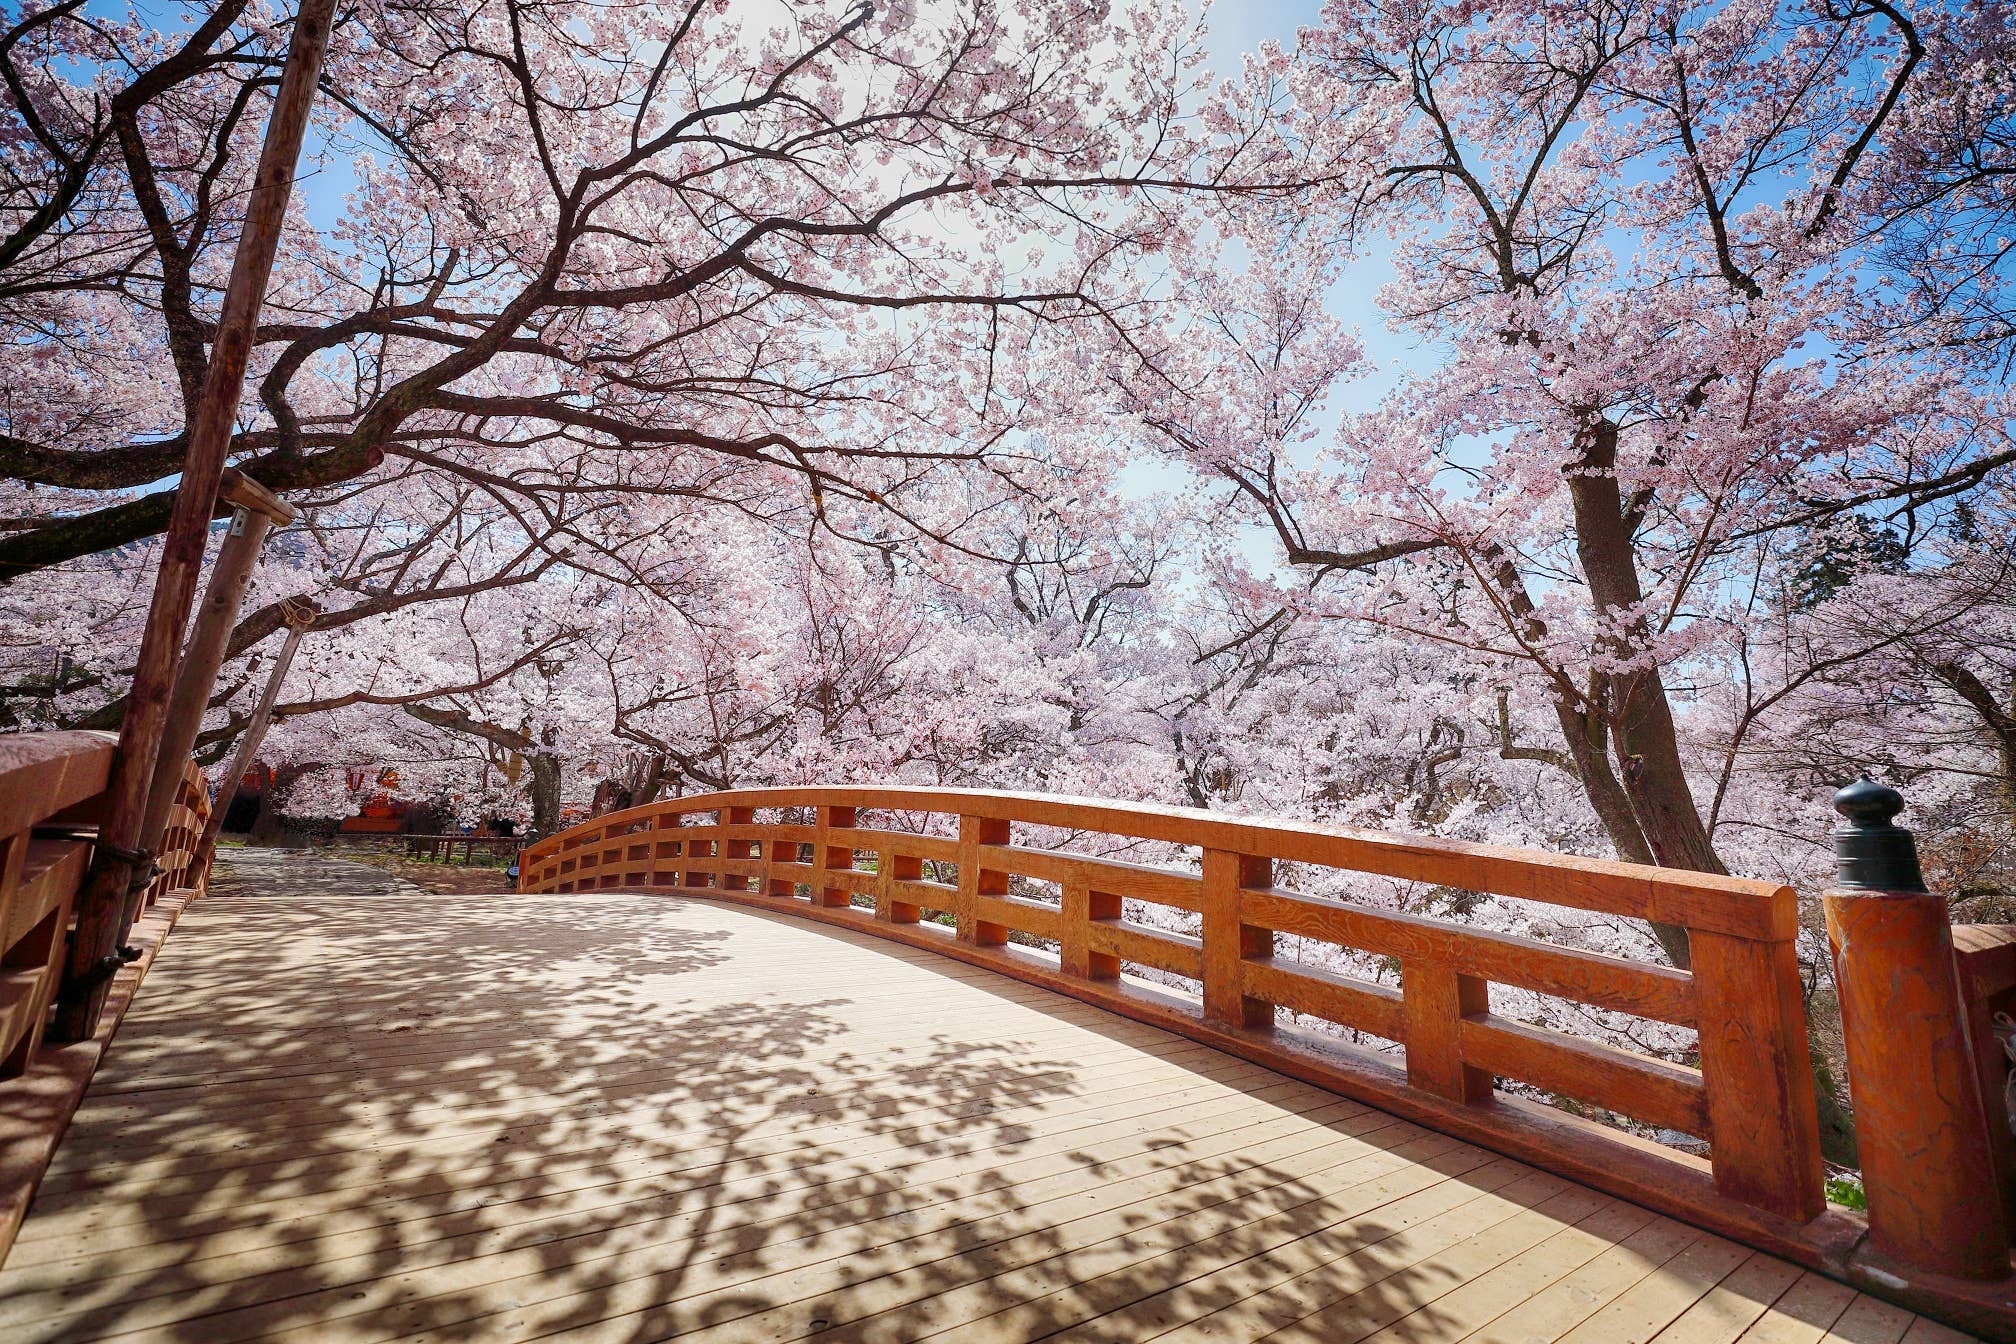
(1832, 778, 1926, 892)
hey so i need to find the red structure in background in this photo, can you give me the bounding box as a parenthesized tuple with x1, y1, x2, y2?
(219, 762, 411, 834)
(338, 766, 407, 833)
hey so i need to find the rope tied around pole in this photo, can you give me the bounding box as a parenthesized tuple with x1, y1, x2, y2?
(85, 839, 160, 894)
(56, 937, 149, 1019)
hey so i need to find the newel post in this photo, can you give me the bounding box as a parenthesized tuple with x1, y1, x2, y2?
(956, 814, 1009, 946)
(1823, 779, 2010, 1282)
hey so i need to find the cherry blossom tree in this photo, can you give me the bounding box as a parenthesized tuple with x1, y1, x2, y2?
(1132, 0, 2014, 966)
(0, 0, 1315, 584)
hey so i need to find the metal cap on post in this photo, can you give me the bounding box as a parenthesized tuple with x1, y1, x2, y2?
(1822, 780, 2011, 1286)
(1833, 778, 1926, 893)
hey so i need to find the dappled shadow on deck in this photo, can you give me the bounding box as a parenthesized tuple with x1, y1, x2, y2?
(0, 858, 1911, 1344)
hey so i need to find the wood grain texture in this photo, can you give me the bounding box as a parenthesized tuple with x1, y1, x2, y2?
(1952, 924, 2016, 1236)
(0, 732, 114, 840)
(1243, 956, 1406, 1043)
(1824, 894, 2009, 1280)
(1203, 849, 1273, 1032)
(1459, 1013, 1710, 1137)
(978, 843, 1202, 911)
(1242, 887, 1699, 1026)
(1402, 958, 1493, 1104)
(1089, 919, 1204, 980)
(0, 871, 1978, 1344)
(1691, 931, 1826, 1224)
(958, 815, 1010, 947)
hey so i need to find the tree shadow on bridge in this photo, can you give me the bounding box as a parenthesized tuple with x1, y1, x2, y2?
(0, 864, 1552, 1344)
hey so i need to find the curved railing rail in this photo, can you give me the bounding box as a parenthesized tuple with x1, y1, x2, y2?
(520, 787, 1845, 1262)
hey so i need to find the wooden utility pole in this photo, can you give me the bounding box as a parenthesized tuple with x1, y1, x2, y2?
(53, 0, 338, 1041)
(192, 597, 317, 876)
(131, 471, 296, 929)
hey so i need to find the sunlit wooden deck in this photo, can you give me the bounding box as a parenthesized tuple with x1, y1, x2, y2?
(0, 855, 1978, 1343)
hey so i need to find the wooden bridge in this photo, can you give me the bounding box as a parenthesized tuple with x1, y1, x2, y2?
(1, 735, 2013, 1341)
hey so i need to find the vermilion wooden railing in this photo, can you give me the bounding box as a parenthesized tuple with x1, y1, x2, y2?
(0, 731, 212, 1258)
(1, 733, 210, 1072)
(518, 789, 1839, 1258)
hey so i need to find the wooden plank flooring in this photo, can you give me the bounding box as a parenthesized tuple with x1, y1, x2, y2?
(0, 852, 1984, 1343)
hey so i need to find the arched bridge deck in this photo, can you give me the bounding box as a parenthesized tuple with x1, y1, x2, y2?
(0, 855, 1974, 1343)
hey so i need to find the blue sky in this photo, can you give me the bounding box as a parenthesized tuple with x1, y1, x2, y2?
(1198, 0, 1432, 398)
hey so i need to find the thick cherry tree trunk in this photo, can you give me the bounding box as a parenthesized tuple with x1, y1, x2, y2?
(1549, 693, 1694, 968)
(1551, 696, 1655, 862)
(1555, 423, 1868, 1157)
(1483, 533, 1693, 964)
(1565, 424, 1728, 877)
(1561, 419, 1730, 965)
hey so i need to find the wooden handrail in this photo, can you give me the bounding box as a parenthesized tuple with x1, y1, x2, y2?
(518, 787, 1849, 1269)
(0, 731, 212, 1261)
(0, 732, 118, 1076)
(0, 732, 212, 1076)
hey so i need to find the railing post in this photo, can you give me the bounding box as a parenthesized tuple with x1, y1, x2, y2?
(879, 848, 922, 923)
(814, 805, 856, 908)
(721, 807, 755, 894)
(1202, 850, 1272, 1031)
(957, 815, 1009, 946)
(1691, 925, 1824, 1222)
(1823, 780, 2010, 1279)
(764, 831, 794, 899)
(1061, 878, 1120, 980)
(1402, 960, 1492, 1103)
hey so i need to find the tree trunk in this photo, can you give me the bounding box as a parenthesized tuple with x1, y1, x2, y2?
(1564, 418, 1728, 889)
(1556, 418, 1864, 1156)
(530, 753, 562, 837)
(1557, 417, 1729, 973)
(250, 761, 310, 842)
(1482, 534, 1693, 964)
(1550, 692, 1694, 968)
(589, 779, 629, 816)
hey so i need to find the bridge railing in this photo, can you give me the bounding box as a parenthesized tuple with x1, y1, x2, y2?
(0, 731, 211, 1259)
(519, 786, 1836, 1260)
(0, 731, 211, 1073)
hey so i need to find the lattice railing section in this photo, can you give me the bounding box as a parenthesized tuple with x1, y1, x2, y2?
(519, 786, 1827, 1254)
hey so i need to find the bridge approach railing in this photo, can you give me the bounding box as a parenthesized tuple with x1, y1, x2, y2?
(518, 784, 2016, 1334)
